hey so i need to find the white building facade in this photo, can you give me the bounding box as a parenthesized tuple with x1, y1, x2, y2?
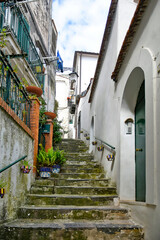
(74, 0, 160, 239)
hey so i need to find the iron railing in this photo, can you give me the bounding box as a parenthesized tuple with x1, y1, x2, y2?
(0, 50, 31, 128)
(0, 155, 27, 173)
(0, 3, 45, 88)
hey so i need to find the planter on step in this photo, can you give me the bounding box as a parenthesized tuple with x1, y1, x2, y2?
(86, 137, 90, 140)
(39, 167, 52, 178)
(52, 164, 61, 173)
(92, 141, 97, 145)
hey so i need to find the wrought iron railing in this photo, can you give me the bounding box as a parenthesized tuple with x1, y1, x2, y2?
(0, 3, 44, 88)
(0, 155, 27, 174)
(0, 50, 31, 128)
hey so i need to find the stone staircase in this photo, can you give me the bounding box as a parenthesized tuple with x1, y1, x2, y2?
(0, 139, 144, 239)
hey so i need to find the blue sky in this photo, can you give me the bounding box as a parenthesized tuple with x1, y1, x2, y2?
(52, 0, 111, 68)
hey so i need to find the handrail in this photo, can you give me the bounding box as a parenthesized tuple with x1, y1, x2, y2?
(95, 137, 115, 150)
(81, 128, 116, 150)
(0, 155, 27, 173)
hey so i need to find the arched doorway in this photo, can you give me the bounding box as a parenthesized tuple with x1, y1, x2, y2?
(135, 81, 146, 202)
(120, 67, 145, 201)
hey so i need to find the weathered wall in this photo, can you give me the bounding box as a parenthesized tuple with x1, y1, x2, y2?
(0, 107, 34, 222)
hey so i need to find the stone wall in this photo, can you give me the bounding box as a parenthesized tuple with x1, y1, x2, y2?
(0, 100, 34, 222)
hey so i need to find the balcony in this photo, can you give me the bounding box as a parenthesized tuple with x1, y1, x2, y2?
(0, 3, 44, 88)
(0, 50, 31, 128)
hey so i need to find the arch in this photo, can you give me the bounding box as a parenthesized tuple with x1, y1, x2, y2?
(119, 47, 156, 203)
(120, 67, 144, 200)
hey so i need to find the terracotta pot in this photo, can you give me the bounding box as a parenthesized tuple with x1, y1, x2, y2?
(26, 86, 43, 97)
(44, 112, 56, 119)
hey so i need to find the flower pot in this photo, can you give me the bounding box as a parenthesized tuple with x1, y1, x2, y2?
(52, 164, 61, 173)
(26, 86, 43, 97)
(44, 112, 56, 120)
(92, 141, 97, 145)
(39, 167, 52, 178)
(0, 188, 5, 198)
(97, 146, 104, 151)
(21, 166, 31, 174)
(86, 137, 90, 140)
(107, 154, 115, 161)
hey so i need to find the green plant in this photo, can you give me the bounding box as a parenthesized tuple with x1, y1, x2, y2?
(22, 160, 31, 167)
(53, 148, 66, 165)
(39, 98, 48, 125)
(37, 145, 55, 167)
(0, 179, 7, 188)
(53, 119, 63, 145)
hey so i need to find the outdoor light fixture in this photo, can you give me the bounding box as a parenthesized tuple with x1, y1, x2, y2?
(124, 118, 134, 134)
(69, 72, 79, 82)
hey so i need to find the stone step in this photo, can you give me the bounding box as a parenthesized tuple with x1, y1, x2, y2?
(64, 152, 94, 160)
(0, 219, 144, 240)
(56, 142, 89, 152)
(63, 162, 101, 168)
(34, 178, 111, 187)
(50, 172, 105, 179)
(26, 194, 117, 206)
(55, 178, 112, 187)
(60, 167, 103, 174)
(18, 206, 130, 220)
(54, 186, 117, 195)
(30, 185, 116, 195)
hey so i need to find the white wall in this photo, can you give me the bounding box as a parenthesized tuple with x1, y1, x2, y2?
(56, 74, 70, 138)
(75, 0, 160, 239)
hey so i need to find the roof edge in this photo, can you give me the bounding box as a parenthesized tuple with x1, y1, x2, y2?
(111, 0, 149, 82)
(88, 0, 118, 103)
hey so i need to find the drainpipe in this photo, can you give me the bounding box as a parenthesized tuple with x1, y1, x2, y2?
(79, 52, 82, 94)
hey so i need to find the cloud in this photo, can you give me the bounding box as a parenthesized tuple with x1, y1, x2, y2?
(52, 0, 111, 67)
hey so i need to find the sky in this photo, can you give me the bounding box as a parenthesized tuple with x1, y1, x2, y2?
(52, 0, 111, 68)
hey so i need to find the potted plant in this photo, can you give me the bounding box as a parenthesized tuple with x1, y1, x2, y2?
(44, 112, 56, 120)
(92, 141, 97, 145)
(52, 148, 66, 173)
(37, 145, 55, 178)
(107, 154, 115, 161)
(21, 160, 32, 174)
(0, 179, 6, 198)
(97, 145, 104, 151)
(86, 136, 90, 140)
(26, 85, 43, 97)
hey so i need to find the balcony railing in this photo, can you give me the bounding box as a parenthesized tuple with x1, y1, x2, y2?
(0, 50, 31, 128)
(0, 3, 44, 88)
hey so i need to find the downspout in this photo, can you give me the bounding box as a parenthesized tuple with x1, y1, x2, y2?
(79, 52, 82, 94)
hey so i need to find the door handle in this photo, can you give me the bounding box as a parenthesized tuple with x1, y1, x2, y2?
(136, 148, 143, 152)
